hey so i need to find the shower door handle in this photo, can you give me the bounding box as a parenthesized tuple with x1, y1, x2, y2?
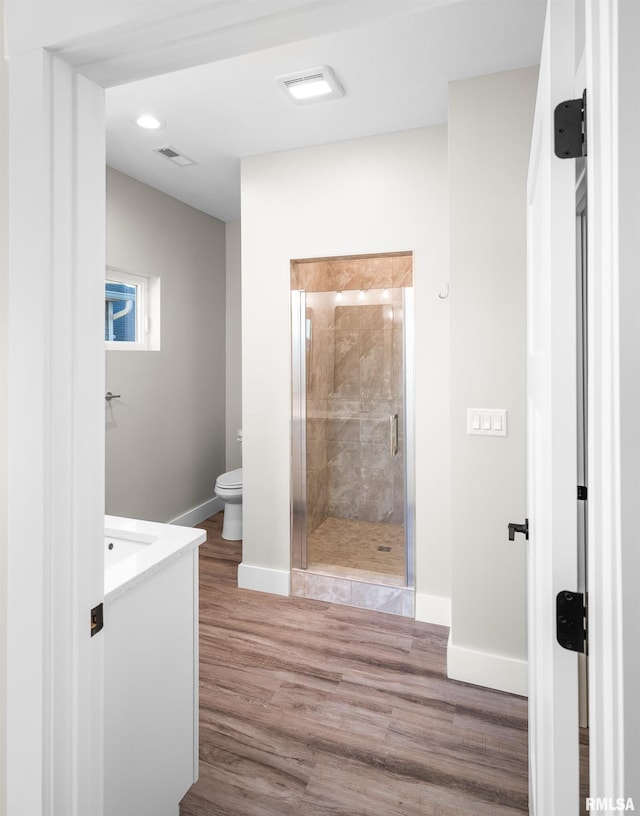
(390, 414, 399, 456)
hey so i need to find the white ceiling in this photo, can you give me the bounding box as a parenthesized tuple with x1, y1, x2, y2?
(105, 0, 546, 223)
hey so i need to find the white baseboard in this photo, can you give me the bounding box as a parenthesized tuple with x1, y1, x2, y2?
(447, 630, 528, 696)
(237, 563, 290, 596)
(415, 593, 452, 626)
(170, 497, 223, 528)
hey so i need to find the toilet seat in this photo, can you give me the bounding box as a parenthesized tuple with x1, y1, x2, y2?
(215, 468, 242, 490)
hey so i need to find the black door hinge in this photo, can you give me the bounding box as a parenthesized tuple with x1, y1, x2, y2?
(556, 590, 586, 653)
(554, 89, 587, 159)
(577, 485, 588, 501)
(91, 603, 104, 637)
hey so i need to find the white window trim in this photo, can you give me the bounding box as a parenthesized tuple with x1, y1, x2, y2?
(105, 265, 160, 351)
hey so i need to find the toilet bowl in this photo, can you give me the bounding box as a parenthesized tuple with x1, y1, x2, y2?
(215, 467, 243, 540)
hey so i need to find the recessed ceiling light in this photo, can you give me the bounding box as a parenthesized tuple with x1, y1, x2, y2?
(276, 65, 345, 105)
(135, 114, 165, 130)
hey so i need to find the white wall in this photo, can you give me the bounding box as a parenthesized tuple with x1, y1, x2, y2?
(448, 67, 538, 693)
(225, 221, 242, 471)
(106, 168, 226, 523)
(0, 0, 8, 807)
(240, 127, 451, 604)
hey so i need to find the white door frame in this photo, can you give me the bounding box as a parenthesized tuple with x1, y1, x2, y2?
(585, 0, 636, 803)
(7, 50, 105, 814)
(614, 1, 640, 800)
(6, 0, 636, 812)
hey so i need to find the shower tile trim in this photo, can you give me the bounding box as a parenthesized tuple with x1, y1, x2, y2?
(290, 251, 413, 292)
(291, 568, 415, 618)
(292, 250, 412, 265)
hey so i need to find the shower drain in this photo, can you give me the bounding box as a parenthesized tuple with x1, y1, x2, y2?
(377, 546, 392, 552)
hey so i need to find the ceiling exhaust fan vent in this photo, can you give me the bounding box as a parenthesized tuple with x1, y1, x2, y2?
(153, 146, 196, 167)
(276, 65, 345, 105)
(283, 72, 324, 88)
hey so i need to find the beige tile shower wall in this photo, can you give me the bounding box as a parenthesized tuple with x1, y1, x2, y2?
(330, 294, 404, 524)
(305, 412, 328, 536)
(303, 284, 406, 529)
(306, 292, 334, 534)
(291, 253, 412, 291)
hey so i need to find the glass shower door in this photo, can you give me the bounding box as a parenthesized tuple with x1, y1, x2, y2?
(291, 287, 414, 586)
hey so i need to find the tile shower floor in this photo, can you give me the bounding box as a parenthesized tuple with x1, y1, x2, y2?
(292, 517, 414, 617)
(307, 517, 405, 584)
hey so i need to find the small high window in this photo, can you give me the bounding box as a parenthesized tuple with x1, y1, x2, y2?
(105, 267, 160, 351)
(105, 280, 137, 343)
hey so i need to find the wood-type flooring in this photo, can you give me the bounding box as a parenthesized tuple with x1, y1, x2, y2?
(180, 512, 529, 816)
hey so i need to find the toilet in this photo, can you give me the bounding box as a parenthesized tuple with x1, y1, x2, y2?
(215, 467, 243, 540)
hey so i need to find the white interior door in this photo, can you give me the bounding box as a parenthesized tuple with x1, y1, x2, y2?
(526, 0, 581, 813)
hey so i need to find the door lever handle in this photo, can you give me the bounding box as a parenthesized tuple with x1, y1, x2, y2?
(389, 414, 399, 457)
(508, 519, 529, 541)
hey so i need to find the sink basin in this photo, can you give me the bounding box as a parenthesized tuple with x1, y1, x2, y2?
(104, 528, 157, 568)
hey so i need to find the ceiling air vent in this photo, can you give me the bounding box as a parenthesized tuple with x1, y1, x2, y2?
(153, 146, 196, 167)
(276, 65, 345, 105)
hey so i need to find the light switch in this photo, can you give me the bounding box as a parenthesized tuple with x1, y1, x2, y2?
(467, 408, 508, 437)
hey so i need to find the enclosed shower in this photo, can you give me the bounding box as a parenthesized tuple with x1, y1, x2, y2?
(290, 253, 415, 616)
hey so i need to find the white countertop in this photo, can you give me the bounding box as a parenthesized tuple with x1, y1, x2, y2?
(104, 515, 206, 603)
